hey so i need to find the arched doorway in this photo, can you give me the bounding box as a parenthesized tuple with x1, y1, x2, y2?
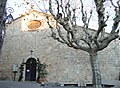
(25, 57, 37, 81)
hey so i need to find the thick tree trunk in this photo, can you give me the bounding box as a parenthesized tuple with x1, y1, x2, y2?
(0, 0, 7, 51)
(89, 52, 102, 88)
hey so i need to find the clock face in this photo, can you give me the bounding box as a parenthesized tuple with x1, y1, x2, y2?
(27, 20, 41, 31)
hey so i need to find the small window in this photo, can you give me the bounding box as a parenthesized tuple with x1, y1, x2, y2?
(27, 20, 41, 31)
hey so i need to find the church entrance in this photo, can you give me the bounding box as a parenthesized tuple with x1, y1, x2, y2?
(25, 57, 37, 81)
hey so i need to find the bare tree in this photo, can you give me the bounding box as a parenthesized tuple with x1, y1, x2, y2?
(0, 0, 7, 51)
(48, 0, 120, 88)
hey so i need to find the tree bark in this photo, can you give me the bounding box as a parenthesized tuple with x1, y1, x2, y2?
(89, 52, 102, 88)
(0, 0, 7, 51)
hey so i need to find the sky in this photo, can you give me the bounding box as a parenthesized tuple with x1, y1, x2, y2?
(6, 0, 119, 33)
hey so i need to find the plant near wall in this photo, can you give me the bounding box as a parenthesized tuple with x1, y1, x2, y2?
(37, 58, 47, 84)
(18, 62, 24, 82)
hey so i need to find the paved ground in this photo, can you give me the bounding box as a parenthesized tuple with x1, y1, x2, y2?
(0, 81, 79, 88)
(0, 81, 41, 88)
(0, 80, 120, 88)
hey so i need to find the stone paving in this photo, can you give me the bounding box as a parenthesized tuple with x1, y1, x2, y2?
(0, 81, 41, 88)
(0, 81, 79, 88)
(0, 80, 120, 88)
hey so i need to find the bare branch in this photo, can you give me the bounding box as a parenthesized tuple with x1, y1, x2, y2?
(81, 38, 92, 48)
(46, 16, 67, 44)
(94, 0, 107, 39)
(60, 0, 66, 18)
(56, 25, 70, 45)
(55, 0, 60, 14)
(97, 32, 119, 51)
(64, 0, 71, 21)
(80, 0, 87, 25)
(79, 4, 93, 48)
(51, 31, 65, 44)
(104, 15, 109, 23)
(80, 0, 91, 36)
(110, 0, 120, 34)
(110, 0, 118, 8)
(71, 9, 77, 26)
(66, 32, 90, 51)
(49, 0, 57, 19)
(88, 10, 93, 25)
(92, 0, 112, 48)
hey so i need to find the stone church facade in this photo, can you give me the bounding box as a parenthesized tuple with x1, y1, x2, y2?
(0, 10, 120, 83)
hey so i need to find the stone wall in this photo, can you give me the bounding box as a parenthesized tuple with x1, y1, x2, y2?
(0, 11, 120, 83)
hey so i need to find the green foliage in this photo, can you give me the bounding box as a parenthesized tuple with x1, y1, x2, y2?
(37, 58, 47, 80)
(18, 62, 24, 82)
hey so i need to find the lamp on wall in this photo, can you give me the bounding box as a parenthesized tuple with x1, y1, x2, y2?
(0, 7, 14, 45)
(3, 7, 14, 24)
(7, 13, 14, 24)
